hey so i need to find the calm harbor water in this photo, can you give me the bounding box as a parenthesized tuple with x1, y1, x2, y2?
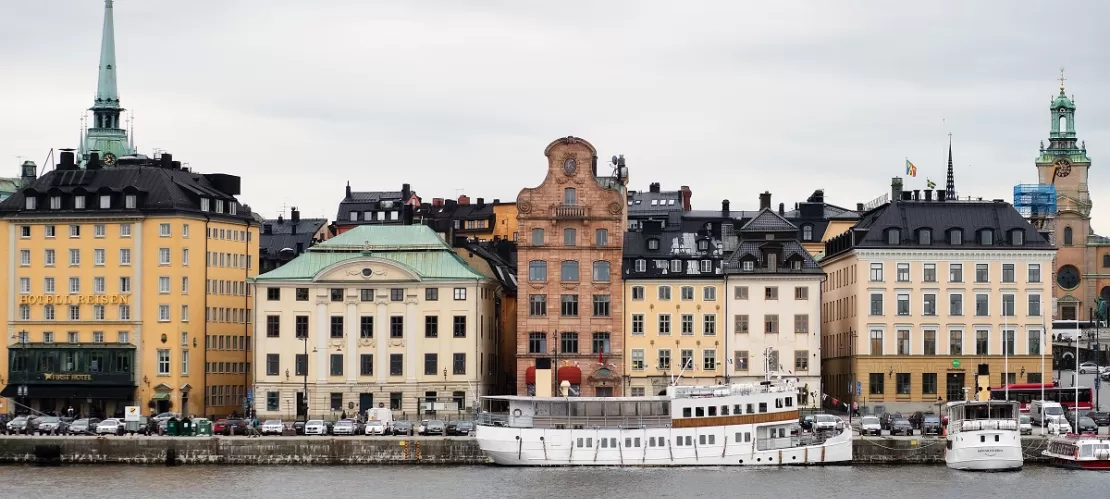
(0, 465, 1104, 498)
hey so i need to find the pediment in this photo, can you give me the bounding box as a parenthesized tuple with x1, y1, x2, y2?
(316, 257, 420, 283)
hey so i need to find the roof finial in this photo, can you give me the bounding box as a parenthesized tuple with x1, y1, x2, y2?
(1058, 67, 1067, 91)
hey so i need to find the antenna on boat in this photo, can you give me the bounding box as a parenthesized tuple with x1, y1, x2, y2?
(762, 347, 774, 383)
(671, 357, 694, 387)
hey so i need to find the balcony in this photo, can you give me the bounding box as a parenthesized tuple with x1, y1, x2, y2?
(552, 204, 589, 219)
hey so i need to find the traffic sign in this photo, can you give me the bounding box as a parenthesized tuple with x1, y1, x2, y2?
(246, 389, 253, 401)
(856, 381, 862, 397)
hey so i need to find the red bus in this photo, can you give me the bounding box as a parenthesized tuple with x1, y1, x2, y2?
(989, 383, 1093, 412)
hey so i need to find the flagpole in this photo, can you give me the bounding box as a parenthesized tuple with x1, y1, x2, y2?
(1041, 313, 1046, 436)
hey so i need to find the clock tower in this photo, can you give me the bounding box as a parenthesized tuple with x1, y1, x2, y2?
(1035, 72, 1097, 320)
(78, 0, 136, 167)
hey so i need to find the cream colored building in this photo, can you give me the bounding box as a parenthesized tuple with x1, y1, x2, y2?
(251, 225, 497, 420)
(821, 187, 1056, 412)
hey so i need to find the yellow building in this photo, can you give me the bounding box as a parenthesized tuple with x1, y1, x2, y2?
(0, 151, 258, 419)
(491, 201, 518, 242)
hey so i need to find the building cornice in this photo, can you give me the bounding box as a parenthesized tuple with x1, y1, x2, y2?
(850, 248, 1055, 261)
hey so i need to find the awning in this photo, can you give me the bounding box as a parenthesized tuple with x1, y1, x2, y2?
(558, 366, 582, 384)
(0, 384, 135, 400)
(150, 392, 171, 401)
(525, 366, 536, 384)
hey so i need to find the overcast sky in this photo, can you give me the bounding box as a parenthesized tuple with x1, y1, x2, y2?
(3, 1, 1109, 232)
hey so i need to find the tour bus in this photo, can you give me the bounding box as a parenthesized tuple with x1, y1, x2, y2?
(989, 383, 1093, 413)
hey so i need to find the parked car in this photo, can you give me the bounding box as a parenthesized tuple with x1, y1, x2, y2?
(304, 420, 327, 436)
(261, 420, 284, 436)
(1079, 361, 1101, 374)
(220, 419, 249, 436)
(921, 416, 942, 436)
(1046, 415, 1072, 435)
(813, 414, 839, 432)
(451, 421, 475, 436)
(859, 416, 882, 436)
(1077, 417, 1099, 434)
(890, 418, 914, 436)
(333, 419, 359, 436)
(1087, 411, 1110, 427)
(422, 420, 446, 436)
(392, 420, 414, 436)
(6, 416, 29, 434)
(880, 412, 903, 431)
(908, 411, 925, 429)
(1019, 415, 1033, 435)
(1064, 409, 1089, 426)
(67, 418, 101, 435)
(293, 421, 307, 435)
(799, 415, 815, 431)
(35, 417, 66, 435)
(96, 419, 123, 435)
(364, 420, 388, 436)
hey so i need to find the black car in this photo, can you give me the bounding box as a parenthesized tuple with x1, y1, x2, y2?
(293, 421, 307, 435)
(1086, 411, 1110, 427)
(799, 415, 815, 431)
(450, 421, 475, 436)
(1077, 417, 1099, 434)
(392, 420, 414, 436)
(921, 416, 942, 436)
(890, 418, 914, 436)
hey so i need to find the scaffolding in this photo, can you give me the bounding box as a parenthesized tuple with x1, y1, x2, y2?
(1013, 184, 1057, 232)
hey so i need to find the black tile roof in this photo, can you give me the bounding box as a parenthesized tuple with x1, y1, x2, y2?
(260, 217, 327, 258)
(741, 208, 798, 232)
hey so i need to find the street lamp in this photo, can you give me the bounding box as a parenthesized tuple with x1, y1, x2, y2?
(848, 328, 857, 425)
(300, 336, 314, 419)
(13, 330, 28, 414)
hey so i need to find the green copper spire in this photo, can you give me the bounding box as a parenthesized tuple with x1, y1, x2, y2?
(81, 0, 135, 167)
(1038, 69, 1089, 164)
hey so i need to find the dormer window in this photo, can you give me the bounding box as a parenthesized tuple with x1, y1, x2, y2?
(647, 238, 660, 250)
(802, 225, 813, 241)
(199, 198, 210, 212)
(25, 197, 36, 210)
(651, 199, 658, 206)
(230, 202, 238, 215)
(50, 196, 61, 210)
(742, 261, 754, 271)
(790, 260, 802, 270)
(635, 259, 646, 272)
(349, 211, 358, 221)
(917, 229, 932, 245)
(216, 200, 225, 213)
(886, 229, 900, 245)
(1010, 230, 1024, 246)
(980, 229, 994, 245)
(670, 259, 681, 273)
(697, 239, 709, 251)
(125, 195, 136, 209)
(949, 229, 962, 245)
(75, 196, 86, 209)
(99, 195, 110, 209)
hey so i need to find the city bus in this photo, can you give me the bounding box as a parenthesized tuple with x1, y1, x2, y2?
(989, 383, 1094, 412)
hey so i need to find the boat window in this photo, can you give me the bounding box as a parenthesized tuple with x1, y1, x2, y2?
(745, 433, 751, 442)
(747, 403, 755, 414)
(721, 405, 729, 416)
(759, 402, 768, 413)
(601, 439, 608, 448)
(685, 436, 693, 446)
(586, 438, 593, 447)
(695, 407, 705, 417)
(676, 437, 683, 447)
(634, 438, 641, 447)
(980, 436, 985, 443)
(785, 397, 793, 407)
(699, 435, 706, 445)
(682, 407, 692, 418)
(625, 438, 632, 448)
(734, 404, 742, 415)
(775, 398, 783, 408)
(995, 435, 999, 442)
(648, 437, 654, 447)
(577, 437, 583, 448)
(708, 406, 717, 416)
(708, 434, 716, 444)
(735, 432, 742, 443)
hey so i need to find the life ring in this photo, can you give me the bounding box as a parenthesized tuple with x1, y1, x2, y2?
(513, 409, 523, 417)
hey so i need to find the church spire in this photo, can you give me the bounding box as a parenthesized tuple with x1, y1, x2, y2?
(82, 0, 135, 167)
(94, 0, 120, 110)
(946, 133, 955, 200)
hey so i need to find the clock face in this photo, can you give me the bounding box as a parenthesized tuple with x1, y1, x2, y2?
(563, 157, 577, 175)
(102, 152, 116, 166)
(1054, 158, 1072, 178)
(1058, 265, 1081, 290)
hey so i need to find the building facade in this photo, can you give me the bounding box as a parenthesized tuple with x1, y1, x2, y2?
(821, 183, 1055, 412)
(723, 208, 823, 408)
(0, 151, 258, 419)
(515, 136, 628, 397)
(251, 225, 498, 420)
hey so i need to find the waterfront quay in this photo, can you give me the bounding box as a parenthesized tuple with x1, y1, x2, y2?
(0, 434, 1055, 466)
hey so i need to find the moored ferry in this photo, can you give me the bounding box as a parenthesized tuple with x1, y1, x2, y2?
(944, 400, 1023, 471)
(475, 377, 851, 466)
(1043, 434, 1110, 470)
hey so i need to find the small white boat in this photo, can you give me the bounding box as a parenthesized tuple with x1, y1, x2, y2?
(1043, 434, 1110, 470)
(944, 400, 1023, 471)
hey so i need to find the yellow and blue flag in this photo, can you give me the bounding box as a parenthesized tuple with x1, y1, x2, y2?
(927, 179, 936, 189)
(906, 159, 917, 177)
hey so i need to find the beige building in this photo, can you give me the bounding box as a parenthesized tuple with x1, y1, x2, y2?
(251, 225, 498, 420)
(821, 182, 1056, 412)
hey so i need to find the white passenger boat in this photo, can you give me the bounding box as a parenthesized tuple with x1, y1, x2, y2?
(475, 375, 851, 466)
(944, 400, 1023, 471)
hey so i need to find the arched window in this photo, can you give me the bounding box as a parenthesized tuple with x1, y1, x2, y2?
(560, 260, 579, 281)
(592, 261, 610, 282)
(802, 225, 813, 241)
(528, 260, 547, 281)
(1060, 116, 1068, 133)
(563, 228, 577, 246)
(531, 228, 545, 245)
(1064, 226, 1073, 246)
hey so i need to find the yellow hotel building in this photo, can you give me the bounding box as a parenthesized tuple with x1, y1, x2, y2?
(0, 151, 258, 419)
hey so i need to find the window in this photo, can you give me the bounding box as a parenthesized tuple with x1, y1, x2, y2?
(924, 330, 936, 355)
(949, 229, 963, 245)
(949, 263, 963, 282)
(1003, 329, 1016, 355)
(976, 330, 989, 355)
(563, 228, 576, 246)
(118, 331, 129, 343)
(765, 314, 779, 334)
(896, 373, 911, 395)
(681, 286, 694, 301)
(923, 293, 936, 316)
(159, 223, 171, 237)
(267, 287, 280, 301)
(391, 288, 404, 301)
(950, 293, 963, 316)
(266, 315, 280, 337)
(19, 278, 30, 294)
(330, 316, 344, 338)
(424, 353, 438, 375)
(360, 316, 374, 338)
(981, 230, 994, 245)
(563, 187, 577, 205)
(704, 286, 717, 301)
(126, 195, 137, 209)
(896, 263, 910, 282)
(69, 277, 81, 294)
(266, 354, 280, 375)
(647, 238, 660, 250)
(44, 249, 55, 266)
(330, 354, 343, 376)
(561, 260, 579, 281)
(733, 351, 747, 371)
(453, 353, 466, 375)
(528, 332, 547, 354)
(50, 196, 61, 209)
(561, 294, 579, 316)
(765, 287, 778, 300)
(703, 350, 717, 371)
(704, 315, 717, 335)
(680, 349, 694, 370)
(870, 330, 883, 355)
(795, 350, 809, 371)
(592, 295, 610, 317)
(735, 314, 749, 333)
(634, 259, 646, 272)
(158, 248, 170, 265)
(886, 229, 900, 245)
(531, 228, 544, 245)
(528, 261, 548, 281)
(1002, 264, 1015, 283)
(1029, 330, 1042, 356)
(897, 330, 910, 355)
(118, 305, 130, 321)
(631, 314, 644, 335)
(529, 295, 547, 316)
(1002, 294, 1015, 316)
(119, 248, 131, 265)
(632, 349, 645, 370)
(25, 197, 35, 210)
(595, 229, 608, 246)
(1028, 294, 1041, 316)
(155, 349, 173, 376)
(975, 293, 989, 316)
(1029, 264, 1041, 283)
(94, 305, 105, 320)
(42, 331, 54, 343)
(390, 316, 404, 338)
(388, 354, 403, 376)
(802, 225, 813, 241)
(918, 229, 932, 245)
(359, 354, 373, 376)
(293, 316, 309, 339)
(452, 316, 467, 338)
(44, 277, 55, 294)
(19, 225, 30, 238)
(561, 332, 578, 354)
(424, 288, 438, 301)
(632, 286, 644, 300)
(158, 305, 170, 322)
(658, 286, 671, 300)
(794, 287, 808, 300)
(950, 330, 963, 355)
(159, 276, 171, 294)
(67, 248, 79, 266)
(897, 293, 910, 315)
(870, 293, 883, 315)
(870, 263, 883, 281)
(452, 287, 467, 300)
(681, 314, 694, 335)
(592, 261, 610, 281)
(793, 314, 807, 333)
(923, 263, 936, 282)
(869, 373, 884, 395)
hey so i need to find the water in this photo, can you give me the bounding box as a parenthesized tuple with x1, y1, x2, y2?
(0, 465, 1104, 498)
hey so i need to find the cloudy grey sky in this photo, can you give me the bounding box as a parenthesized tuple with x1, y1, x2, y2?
(3, 1, 1109, 232)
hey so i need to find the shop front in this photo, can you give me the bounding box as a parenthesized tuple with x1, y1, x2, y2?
(2, 344, 136, 418)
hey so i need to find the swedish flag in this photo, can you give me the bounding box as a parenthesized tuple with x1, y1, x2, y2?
(927, 179, 936, 189)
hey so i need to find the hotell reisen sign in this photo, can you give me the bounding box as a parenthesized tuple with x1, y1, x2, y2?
(18, 294, 130, 305)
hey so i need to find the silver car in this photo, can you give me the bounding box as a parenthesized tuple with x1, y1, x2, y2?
(332, 419, 358, 436)
(96, 419, 123, 435)
(36, 417, 64, 435)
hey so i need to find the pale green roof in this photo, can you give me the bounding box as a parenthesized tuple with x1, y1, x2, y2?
(254, 225, 486, 281)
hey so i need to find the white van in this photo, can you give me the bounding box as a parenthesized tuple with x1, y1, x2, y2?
(1029, 400, 1065, 426)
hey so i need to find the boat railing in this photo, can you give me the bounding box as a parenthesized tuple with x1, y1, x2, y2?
(477, 412, 510, 427)
(952, 419, 1018, 433)
(670, 382, 795, 399)
(476, 412, 672, 429)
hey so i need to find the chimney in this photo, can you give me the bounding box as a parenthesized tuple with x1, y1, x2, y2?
(402, 183, 411, 203)
(778, 202, 785, 216)
(902, 192, 913, 201)
(913, 189, 920, 201)
(432, 198, 443, 208)
(856, 202, 864, 211)
(937, 190, 947, 202)
(88, 152, 102, 170)
(649, 182, 661, 193)
(722, 199, 730, 213)
(891, 177, 903, 203)
(924, 189, 933, 201)
(458, 195, 470, 206)
(759, 191, 771, 210)
(680, 185, 692, 211)
(277, 214, 284, 224)
(477, 198, 485, 207)
(171, 161, 181, 170)
(345, 182, 352, 199)
(296, 242, 304, 254)
(291, 207, 300, 223)
(291, 222, 298, 235)
(59, 150, 76, 170)
(493, 199, 500, 204)
(161, 153, 173, 169)
(263, 223, 273, 235)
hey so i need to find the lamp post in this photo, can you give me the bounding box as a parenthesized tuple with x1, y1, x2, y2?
(14, 330, 28, 414)
(848, 328, 857, 425)
(300, 336, 312, 420)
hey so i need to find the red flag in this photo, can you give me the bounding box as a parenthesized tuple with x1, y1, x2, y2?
(598, 351, 604, 364)
(832, 398, 839, 406)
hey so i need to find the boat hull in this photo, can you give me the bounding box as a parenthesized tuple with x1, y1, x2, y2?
(945, 431, 1023, 471)
(476, 425, 852, 466)
(1046, 456, 1110, 470)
